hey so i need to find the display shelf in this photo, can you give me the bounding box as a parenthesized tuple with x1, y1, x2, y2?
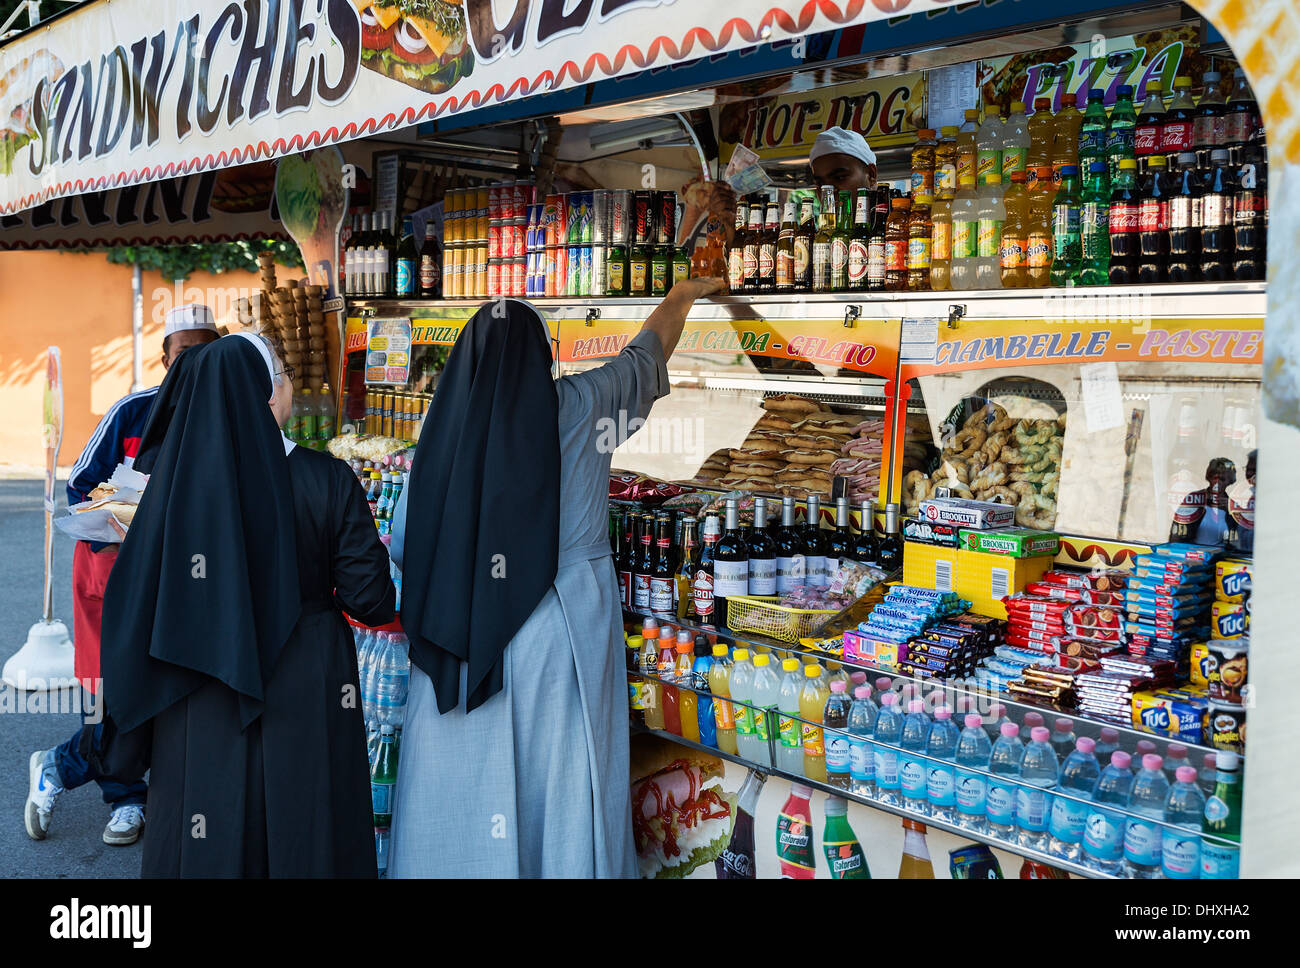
(628, 723, 1113, 879)
(624, 606, 1231, 764)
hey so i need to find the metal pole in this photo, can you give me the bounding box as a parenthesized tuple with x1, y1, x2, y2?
(131, 263, 144, 392)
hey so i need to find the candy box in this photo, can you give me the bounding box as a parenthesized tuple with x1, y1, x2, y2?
(959, 528, 1061, 558)
(1215, 558, 1253, 604)
(1132, 688, 1209, 743)
(843, 629, 900, 667)
(903, 517, 962, 547)
(917, 497, 1016, 530)
(1210, 601, 1249, 639)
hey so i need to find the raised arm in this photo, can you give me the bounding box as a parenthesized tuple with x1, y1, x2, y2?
(639, 277, 725, 361)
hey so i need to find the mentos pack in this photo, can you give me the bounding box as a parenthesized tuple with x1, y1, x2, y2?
(1132, 687, 1209, 743)
(1210, 601, 1249, 639)
(1215, 559, 1253, 604)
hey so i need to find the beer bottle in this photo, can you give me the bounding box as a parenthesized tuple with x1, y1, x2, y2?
(649, 513, 675, 614)
(727, 200, 749, 293)
(906, 194, 932, 291)
(812, 186, 836, 293)
(634, 511, 655, 611)
(775, 197, 798, 291)
(395, 216, 418, 297)
(713, 499, 750, 628)
(793, 195, 815, 291)
(802, 494, 830, 588)
(884, 197, 911, 291)
(828, 497, 854, 562)
(867, 190, 888, 291)
(1200, 149, 1236, 281)
(758, 200, 779, 292)
(848, 187, 872, 291)
(676, 517, 699, 621)
(1108, 158, 1141, 284)
(877, 503, 903, 571)
(774, 496, 803, 594)
(830, 189, 853, 291)
(853, 500, 878, 565)
(617, 510, 635, 608)
(1167, 152, 1203, 283)
(1137, 155, 1170, 283)
(693, 514, 721, 625)
(742, 199, 764, 293)
(419, 219, 441, 298)
(746, 497, 777, 596)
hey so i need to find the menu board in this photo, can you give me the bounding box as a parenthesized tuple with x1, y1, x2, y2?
(365, 318, 412, 385)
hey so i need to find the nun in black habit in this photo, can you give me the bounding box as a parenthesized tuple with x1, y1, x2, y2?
(101, 332, 395, 877)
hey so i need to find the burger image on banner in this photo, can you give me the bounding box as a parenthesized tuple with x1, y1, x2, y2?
(630, 736, 733, 878)
(353, 1, 475, 94)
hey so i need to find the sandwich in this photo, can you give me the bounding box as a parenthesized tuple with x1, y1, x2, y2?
(630, 736, 732, 879)
(753, 412, 796, 433)
(353, 1, 475, 94)
(1, 50, 64, 176)
(762, 393, 820, 416)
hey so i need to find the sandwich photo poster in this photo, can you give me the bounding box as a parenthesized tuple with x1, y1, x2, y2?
(0, 0, 929, 217)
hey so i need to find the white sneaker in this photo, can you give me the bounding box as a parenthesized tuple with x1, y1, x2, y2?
(25, 749, 64, 841)
(103, 804, 146, 846)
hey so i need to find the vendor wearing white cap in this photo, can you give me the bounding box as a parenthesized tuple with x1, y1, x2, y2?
(24, 303, 218, 850)
(809, 126, 879, 193)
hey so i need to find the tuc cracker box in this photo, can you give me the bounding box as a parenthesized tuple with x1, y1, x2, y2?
(1132, 686, 1210, 743)
(1211, 600, 1249, 639)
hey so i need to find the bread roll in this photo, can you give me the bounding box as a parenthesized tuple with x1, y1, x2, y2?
(762, 393, 820, 415)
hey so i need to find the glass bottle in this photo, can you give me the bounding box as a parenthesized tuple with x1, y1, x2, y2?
(906, 194, 932, 291)
(884, 196, 911, 292)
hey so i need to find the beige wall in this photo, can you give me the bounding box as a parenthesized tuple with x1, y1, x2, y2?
(0, 251, 263, 473)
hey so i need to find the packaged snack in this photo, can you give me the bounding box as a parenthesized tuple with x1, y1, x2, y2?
(1207, 700, 1246, 752)
(1215, 558, 1253, 604)
(1205, 638, 1249, 703)
(1038, 569, 1128, 592)
(1132, 688, 1210, 743)
(959, 528, 1060, 557)
(917, 497, 1017, 530)
(902, 517, 963, 547)
(1190, 641, 1212, 687)
(1210, 601, 1249, 639)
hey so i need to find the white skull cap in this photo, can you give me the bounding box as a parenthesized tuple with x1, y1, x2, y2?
(164, 303, 217, 337)
(809, 127, 877, 167)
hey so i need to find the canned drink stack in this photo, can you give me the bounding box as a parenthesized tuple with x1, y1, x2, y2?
(592, 190, 610, 244)
(609, 190, 632, 244)
(633, 190, 653, 244)
(656, 191, 676, 246)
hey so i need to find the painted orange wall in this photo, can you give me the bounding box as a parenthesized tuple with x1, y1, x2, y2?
(0, 251, 263, 472)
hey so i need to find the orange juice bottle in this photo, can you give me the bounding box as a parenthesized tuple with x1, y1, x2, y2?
(640, 623, 665, 730)
(675, 638, 699, 743)
(799, 663, 830, 782)
(659, 630, 682, 735)
(708, 645, 737, 754)
(899, 819, 936, 878)
(1051, 92, 1083, 186)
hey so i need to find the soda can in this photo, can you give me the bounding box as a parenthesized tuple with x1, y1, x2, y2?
(590, 190, 609, 244)
(510, 257, 526, 296)
(511, 219, 528, 258)
(577, 245, 592, 296)
(487, 257, 502, 297)
(949, 844, 1003, 879)
(525, 204, 539, 251)
(488, 185, 503, 221)
(656, 190, 676, 246)
(542, 195, 560, 247)
(580, 192, 594, 244)
(446, 245, 462, 299)
(476, 188, 489, 241)
(633, 190, 653, 244)
(488, 221, 503, 260)
(608, 189, 632, 244)
(525, 250, 539, 296)
(554, 194, 569, 247)
(509, 181, 525, 219)
(590, 244, 607, 297)
(555, 244, 569, 296)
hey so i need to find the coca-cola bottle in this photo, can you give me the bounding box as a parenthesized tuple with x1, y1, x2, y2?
(1167, 153, 1203, 283)
(1200, 148, 1236, 281)
(1233, 144, 1267, 281)
(1137, 155, 1170, 283)
(1161, 77, 1196, 171)
(1194, 71, 1226, 170)
(1225, 67, 1260, 166)
(1135, 82, 1166, 174)
(1108, 158, 1140, 284)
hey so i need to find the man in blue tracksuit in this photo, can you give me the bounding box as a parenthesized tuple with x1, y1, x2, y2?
(25, 304, 218, 847)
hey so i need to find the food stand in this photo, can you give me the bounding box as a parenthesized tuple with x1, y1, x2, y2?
(3, 0, 1295, 880)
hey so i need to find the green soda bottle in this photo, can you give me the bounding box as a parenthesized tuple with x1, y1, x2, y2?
(822, 795, 871, 878)
(1079, 161, 1111, 286)
(1049, 164, 1083, 286)
(1200, 750, 1242, 878)
(371, 725, 398, 828)
(1078, 88, 1109, 171)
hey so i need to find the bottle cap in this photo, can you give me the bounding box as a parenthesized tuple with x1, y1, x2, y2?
(1030, 726, 1050, 742)
(881, 693, 899, 706)
(964, 108, 979, 120)
(782, 658, 800, 672)
(1055, 717, 1074, 731)
(803, 664, 821, 677)
(677, 629, 692, 645)
(1178, 152, 1197, 166)
(1143, 754, 1164, 771)
(917, 128, 936, 139)
(1033, 97, 1051, 112)
(850, 671, 867, 685)
(694, 640, 711, 657)
(1149, 155, 1167, 168)
(1119, 158, 1138, 169)
(1089, 161, 1107, 173)
(1210, 148, 1229, 162)
(914, 194, 933, 205)
(964, 713, 983, 729)
(876, 676, 894, 691)
(1216, 751, 1239, 769)
(940, 125, 958, 137)
(1060, 164, 1079, 175)
(1203, 71, 1220, 83)
(1011, 100, 1025, 112)
(1000, 722, 1020, 738)
(854, 685, 871, 699)
(830, 679, 845, 692)
(1117, 84, 1134, 97)
(1168, 743, 1188, 758)
(891, 197, 910, 208)
(754, 654, 770, 667)
(1011, 170, 1027, 182)
(1111, 751, 1133, 769)
(1089, 88, 1105, 99)
(902, 818, 927, 833)
(1025, 712, 1044, 727)
(1176, 766, 1199, 783)
(1174, 76, 1192, 89)
(712, 644, 729, 657)
(733, 648, 749, 661)
(1076, 736, 1096, 753)
(959, 175, 976, 187)
(676, 639, 692, 655)
(1137, 739, 1157, 753)
(1203, 752, 1217, 768)
(991, 704, 1007, 719)
(934, 706, 951, 720)
(908, 699, 924, 713)
(824, 795, 848, 815)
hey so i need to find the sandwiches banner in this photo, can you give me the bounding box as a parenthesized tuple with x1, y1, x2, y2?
(0, 0, 947, 217)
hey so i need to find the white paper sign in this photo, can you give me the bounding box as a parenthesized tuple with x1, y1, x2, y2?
(900, 317, 940, 364)
(1080, 360, 1124, 432)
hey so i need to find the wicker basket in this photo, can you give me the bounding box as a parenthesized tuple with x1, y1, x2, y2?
(725, 596, 838, 644)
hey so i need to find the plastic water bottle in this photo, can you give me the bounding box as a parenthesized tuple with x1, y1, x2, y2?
(374, 633, 410, 729)
(925, 706, 960, 822)
(1020, 711, 1044, 743)
(1124, 754, 1170, 878)
(776, 658, 806, 775)
(986, 722, 1024, 841)
(730, 650, 757, 761)
(955, 713, 993, 833)
(1095, 727, 1120, 761)
(847, 685, 878, 799)
(1048, 736, 1100, 861)
(873, 693, 904, 807)
(1198, 753, 1218, 796)
(822, 680, 852, 788)
(1162, 766, 1206, 879)
(1163, 744, 1190, 782)
(984, 703, 1011, 744)
(899, 700, 932, 816)
(1049, 717, 1077, 761)
(1017, 726, 1059, 851)
(749, 653, 782, 770)
(1084, 751, 1134, 875)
